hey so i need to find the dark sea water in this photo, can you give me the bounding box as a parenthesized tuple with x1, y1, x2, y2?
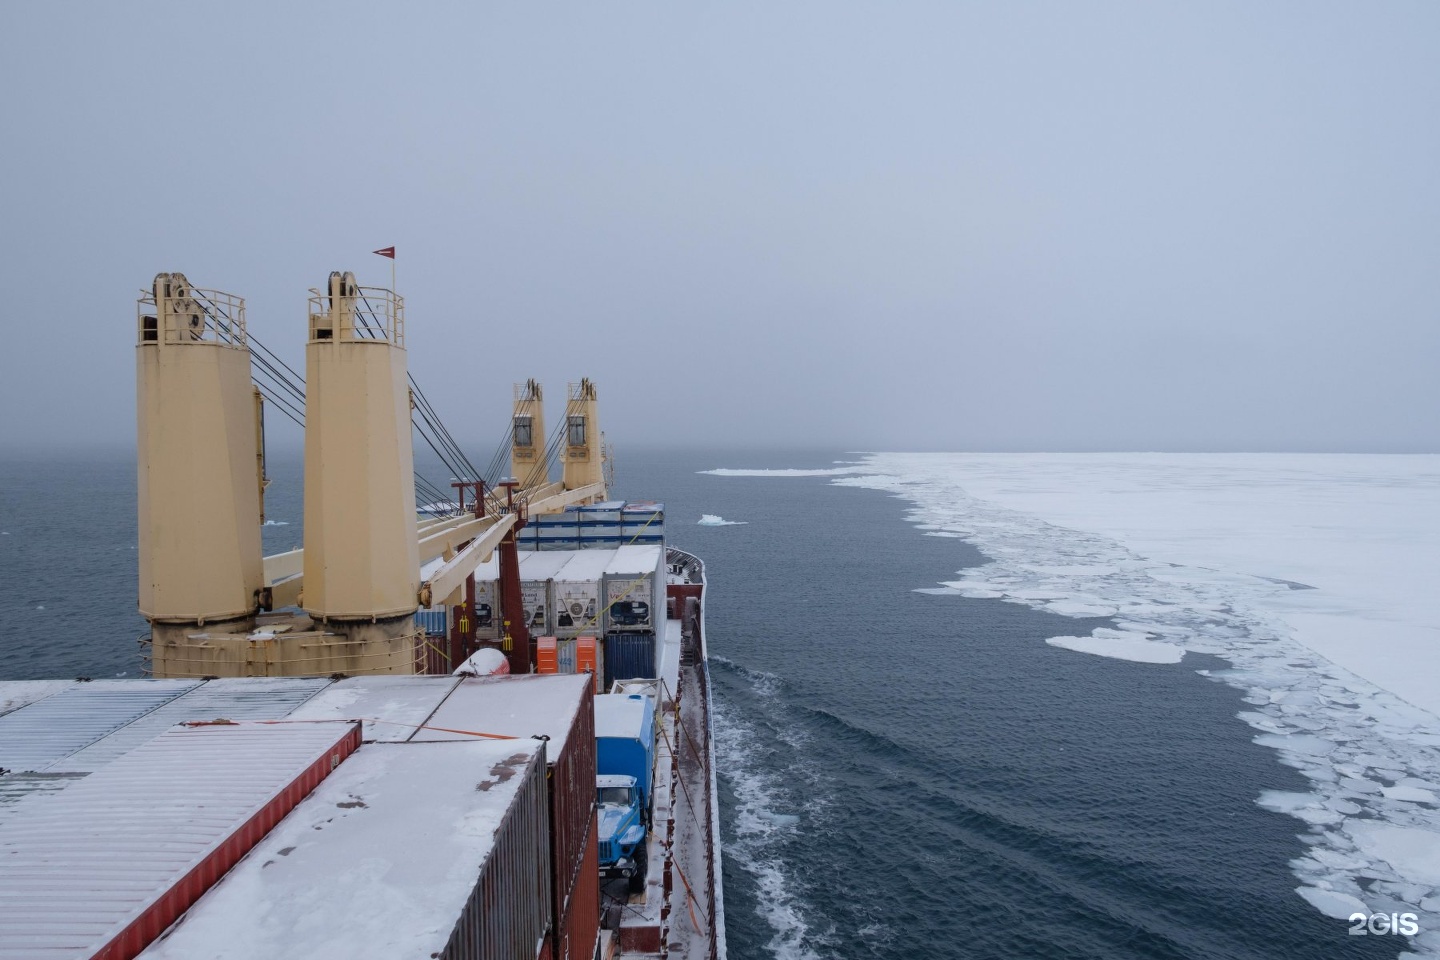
(0, 446, 1403, 960)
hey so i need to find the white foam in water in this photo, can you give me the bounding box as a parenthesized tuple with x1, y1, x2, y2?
(262, 519, 289, 526)
(710, 659, 828, 960)
(786, 452, 1440, 952)
(698, 514, 748, 526)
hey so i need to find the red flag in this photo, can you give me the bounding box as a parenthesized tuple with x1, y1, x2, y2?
(373, 246, 395, 259)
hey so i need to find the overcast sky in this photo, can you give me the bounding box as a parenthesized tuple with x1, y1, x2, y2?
(2, 2, 1437, 454)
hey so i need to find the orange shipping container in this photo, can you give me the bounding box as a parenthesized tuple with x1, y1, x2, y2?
(536, 636, 559, 674)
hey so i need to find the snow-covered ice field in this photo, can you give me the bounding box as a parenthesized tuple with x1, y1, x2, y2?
(828, 453, 1440, 955)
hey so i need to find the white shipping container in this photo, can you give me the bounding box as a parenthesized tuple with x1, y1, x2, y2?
(517, 551, 575, 637)
(551, 550, 612, 638)
(553, 581, 600, 636)
(602, 545, 665, 633)
(472, 578, 501, 640)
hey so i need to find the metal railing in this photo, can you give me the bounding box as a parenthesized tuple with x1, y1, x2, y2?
(306, 285, 404, 347)
(137, 286, 247, 348)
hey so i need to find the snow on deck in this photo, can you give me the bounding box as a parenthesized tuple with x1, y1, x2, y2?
(138, 738, 544, 960)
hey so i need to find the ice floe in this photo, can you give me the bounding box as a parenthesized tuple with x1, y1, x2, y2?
(699, 467, 868, 477)
(1045, 627, 1185, 664)
(698, 514, 747, 526)
(819, 452, 1440, 953)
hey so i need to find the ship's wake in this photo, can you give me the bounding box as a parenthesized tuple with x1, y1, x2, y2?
(711, 657, 835, 960)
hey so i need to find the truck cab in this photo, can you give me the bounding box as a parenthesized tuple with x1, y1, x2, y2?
(596, 773, 646, 889)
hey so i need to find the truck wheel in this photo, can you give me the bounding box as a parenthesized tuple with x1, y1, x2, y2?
(627, 847, 648, 894)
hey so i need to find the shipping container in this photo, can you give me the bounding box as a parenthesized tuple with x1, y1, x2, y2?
(577, 637, 602, 695)
(602, 545, 665, 634)
(418, 556, 500, 642)
(412, 675, 596, 960)
(552, 579, 600, 636)
(0, 678, 200, 773)
(576, 500, 626, 549)
(518, 551, 578, 637)
(287, 675, 462, 742)
(537, 636, 559, 673)
(416, 608, 448, 636)
(531, 511, 580, 551)
(551, 550, 611, 638)
(620, 501, 665, 545)
(0, 680, 80, 717)
(604, 632, 657, 689)
(48, 676, 332, 774)
(555, 819, 601, 960)
(473, 577, 501, 640)
(541, 639, 605, 692)
(0, 721, 361, 960)
(137, 737, 551, 960)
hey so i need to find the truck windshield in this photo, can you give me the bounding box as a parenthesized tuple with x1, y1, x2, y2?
(598, 786, 632, 806)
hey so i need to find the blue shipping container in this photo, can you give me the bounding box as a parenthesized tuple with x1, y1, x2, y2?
(416, 609, 448, 637)
(603, 633, 656, 689)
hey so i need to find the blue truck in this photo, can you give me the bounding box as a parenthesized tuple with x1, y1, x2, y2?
(594, 692, 657, 891)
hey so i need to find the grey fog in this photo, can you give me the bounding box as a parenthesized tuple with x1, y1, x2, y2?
(1, 2, 1437, 453)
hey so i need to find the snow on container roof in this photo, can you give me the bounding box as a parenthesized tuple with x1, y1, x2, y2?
(0, 772, 87, 821)
(518, 549, 580, 580)
(0, 679, 200, 773)
(556, 547, 616, 582)
(603, 544, 662, 575)
(0, 720, 360, 960)
(579, 500, 627, 512)
(410, 674, 591, 754)
(48, 677, 332, 774)
(593, 693, 655, 741)
(286, 675, 462, 742)
(137, 739, 548, 960)
(0, 680, 79, 717)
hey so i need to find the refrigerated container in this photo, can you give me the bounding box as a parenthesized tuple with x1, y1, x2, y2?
(531, 511, 580, 551)
(620, 501, 664, 545)
(551, 549, 611, 638)
(576, 500, 626, 548)
(601, 545, 665, 634)
(518, 551, 575, 637)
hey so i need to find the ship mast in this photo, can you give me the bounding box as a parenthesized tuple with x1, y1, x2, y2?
(136, 274, 266, 670)
(136, 270, 610, 678)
